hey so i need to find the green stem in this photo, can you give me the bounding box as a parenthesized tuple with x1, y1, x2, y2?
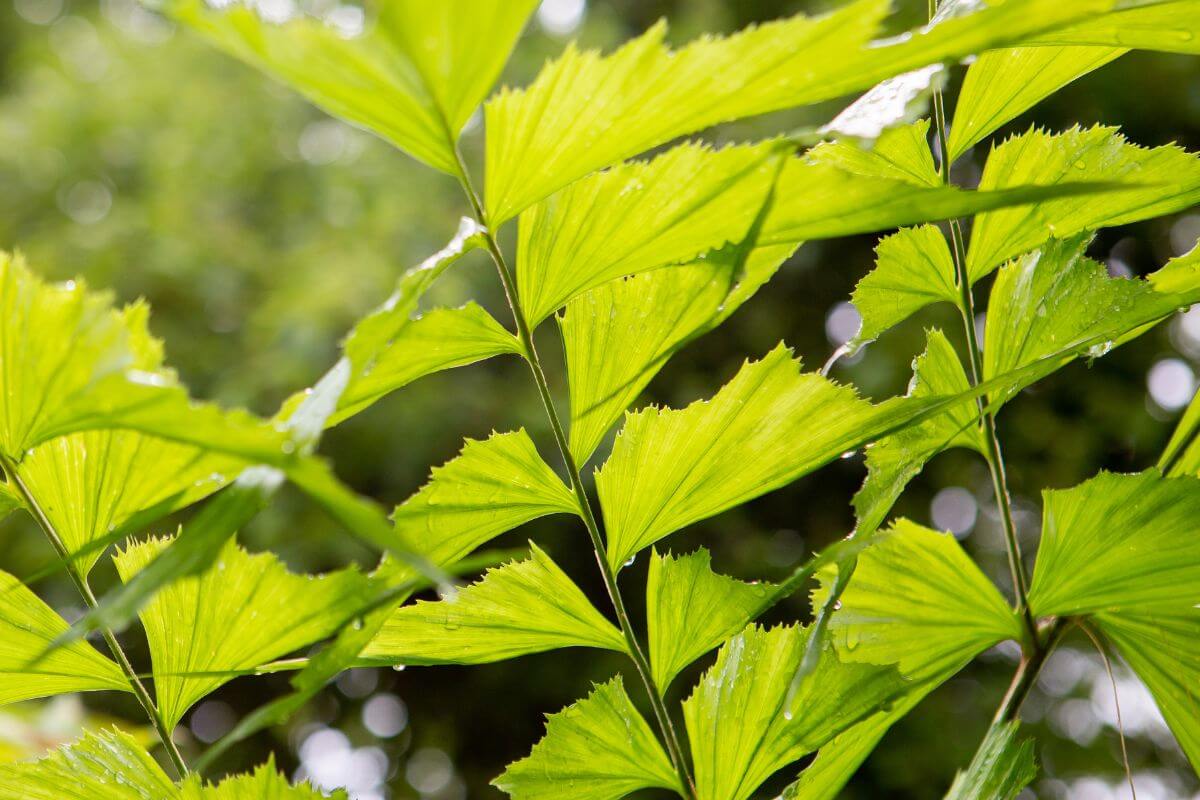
(931, 82, 1038, 648)
(993, 618, 1067, 724)
(452, 152, 697, 798)
(1, 456, 189, 779)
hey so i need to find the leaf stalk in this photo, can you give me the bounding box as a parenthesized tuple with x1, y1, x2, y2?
(0, 455, 190, 779)
(452, 148, 698, 799)
(931, 78, 1038, 648)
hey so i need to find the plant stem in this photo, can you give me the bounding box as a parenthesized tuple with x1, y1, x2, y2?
(452, 153, 697, 798)
(993, 618, 1067, 724)
(931, 83, 1038, 647)
(1, 456, 189, 779)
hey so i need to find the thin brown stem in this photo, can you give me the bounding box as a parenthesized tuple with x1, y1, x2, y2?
(1, 456, 189, 778)
(452, 150, 697, 798)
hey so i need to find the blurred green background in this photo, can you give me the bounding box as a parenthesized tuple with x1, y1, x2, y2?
(1, 1, 1199, 798)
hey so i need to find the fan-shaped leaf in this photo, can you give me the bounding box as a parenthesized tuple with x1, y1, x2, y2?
(330, 303, 519, 426)
(854, 331, 985, 534)
(949, 47, 1122, 162)
(683, 624, 908, 800)
(782, 680, 942, 800)
(814, 520, 1021, 677)
(0, 571, 127, 705)
(945, 721, 1037, 800)
(1094, 606, 1200, 772)
(1021, 1, 1200, 54)
(812, 121, 940, 188)
(597, 344, 950, 571)
(0, 252, 286, 464)
(113, 535, 375, 730)
(516, 141, 780, 326)
(967, 126, 1200, 279)
(561, 234, 794, 465)
(181, 759, 346, 799)
(983, 234, 1200, 404)
(15, 431, 237, 575)
(1028, 470, 1200, 617)
(850, 226, 958, 348)
(393, 430, 577, 568)
(0, 728, 175, 800)
(493, 676, 681, 800)
(759, 157, 1117, 246)
(169, 0, 537, 174)
(484, 0, 1112, 224)
(647, 548, 774, 690)
(361, 543, 624, 665)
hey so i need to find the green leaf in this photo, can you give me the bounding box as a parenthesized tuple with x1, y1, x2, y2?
(0, 252, 288, 465)
(0, 570, 127, 705)
(1094, 607, 1200, 772)
(0, 728, 176, 800)
(68, 464, 284, 642)
(967, 126, 1200, 280)
(361, 543, 624, 665)
(759, 156, 1117, 247)
(646, 548, 774, 690)
(815, 520, 1021, 678)
(277, 217, 493, 429)
(1021, 1, 1200, 54)
(850, 225, 958, 348)
(598, 344, 933, 571)
(683, 624, 908, 800)
(0, 481, 17, 521)
(169, 0, 538, 174)
(483, 0, 1112, 224)
(782, 681, 941, 800)
(853, 330, 985, 534)
(113, 535, 375, 730)
(948, 47, 1123, 162)
(194, 555, 428, 773)
(493, 676, 681, 800)
(1029, 470, 1200, 617)
(392, 429, 577, 568)
(561, 232, 794, 464)
(983, 234, 1200, 405)
(810, 121, 940, 188)
(516, 141, 780, 326)
(181, 758, 345, 799)
(945, 722, 1037, 800)
(329, 304, 519, 426)
(15, 431, 238, 574)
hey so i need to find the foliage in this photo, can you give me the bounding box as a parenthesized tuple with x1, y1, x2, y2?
(0, 0, 1199, 798)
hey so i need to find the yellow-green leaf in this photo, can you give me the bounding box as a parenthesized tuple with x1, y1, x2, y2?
(170, 0, 538, 174)
(683, 624, 908, 800)
(815, 520, 1021, 678)
(484, 0, 1112, 224)
(853, 330, 985, 534)
(850, 225, 958, 348)
(15, 431, 238, 574)
(516, 141, 780, 326)
(967, 126, 1200, 280)
(113, 535, 374, 730)
(949, 47, 1122, 162)
(0, 571, 128, 706)
(0, 728, 175, 800)
(361, 543, 624, 665)
(392, 430, 577, 569)
(1029, 470, 1200, 617)
(646, 548, 774, 690)
(493, 676, 681, 800)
